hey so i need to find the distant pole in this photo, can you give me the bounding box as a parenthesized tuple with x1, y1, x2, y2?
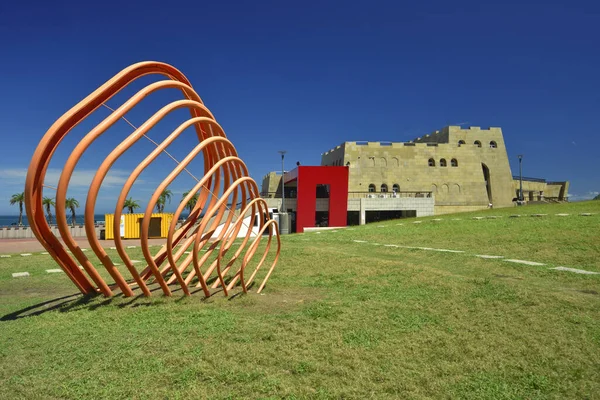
(518, 154, 523, 202)
(278, 150, 286, 212)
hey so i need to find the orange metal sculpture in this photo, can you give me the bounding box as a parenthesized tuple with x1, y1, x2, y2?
(24, 61, 280, 297)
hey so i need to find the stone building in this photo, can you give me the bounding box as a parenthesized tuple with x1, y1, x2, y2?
(319, 126, 568, 214)
(261, 126, 568, 219)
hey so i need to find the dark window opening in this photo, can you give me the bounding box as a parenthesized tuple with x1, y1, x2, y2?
(366, 210, 417, 224)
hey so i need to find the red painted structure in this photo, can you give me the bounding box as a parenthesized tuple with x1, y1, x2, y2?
(284, 166, 349, 233)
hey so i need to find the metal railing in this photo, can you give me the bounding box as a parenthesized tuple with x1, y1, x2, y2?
(348, 191, 433, 199)
(261, 191, 433, 199)
(512, 176, 546, 183)
(260, 191, 298, 199)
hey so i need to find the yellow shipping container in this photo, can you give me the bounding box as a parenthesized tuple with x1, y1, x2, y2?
(104, 213, 175, 239)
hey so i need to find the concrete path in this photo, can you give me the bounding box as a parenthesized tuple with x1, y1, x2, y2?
(0, 237, 167, 254)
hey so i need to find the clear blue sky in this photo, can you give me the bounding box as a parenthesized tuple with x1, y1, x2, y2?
(1, 0, 598, 215)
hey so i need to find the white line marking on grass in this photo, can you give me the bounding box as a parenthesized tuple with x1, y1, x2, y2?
(384, 244, 399, 247)
(109, 247, 116, 250)
(472, 217, 484, 220)
(372, 243, 381, 246)
(184, 251, 191, 254)
(81, 249, 88, 252)
(12, 272, 30, 278)
(353, 240, 368, 243)
(550, 266, 599, 275)
(486, 216, 501, 219)
(41, 252, 48, 255)
(580, 213, 593, 216)
(315, 232, 321, 234)
(509, 215, 521, 218)
(130, 260, 142, 264)
(127, 246, 137, 249)
(78, 266, 84, 269)
(46, 269, 63, 273)
(396, 223, 404, 226)
(20, 253, 32, 257)
(1, 255, 11, 258)
(431, 249, 465, 253)
(531, 214, 547, 217)
(432, 218, 443, 221)
(331, 230, 339, 233)
(413, 221, 422, 224)
(504, 259, 546, 266)
(376, 225, 386, 228)
(451, 218, 462, 221)
(475, 255, 505, 259)
(556, 214, 569, 216)
(346, 228, 356, 230)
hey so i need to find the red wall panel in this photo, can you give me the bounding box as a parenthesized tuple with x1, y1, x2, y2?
(292, 166, 349, 233)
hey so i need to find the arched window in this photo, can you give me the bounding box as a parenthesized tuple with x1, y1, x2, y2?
(474, 140, 482, 148)
(490, 141, 497, 148)
(368, 184, 376, 193)
(381, 184, 388, 193)
(392, 157, 399, 167)
(451, 158, 458, 167)
(440, 158, 447, 167)
(392, 184, 400, 193)
(428, 158, 435, 167)
(380, 158, 387, 167)
(458, 140, 466, 147)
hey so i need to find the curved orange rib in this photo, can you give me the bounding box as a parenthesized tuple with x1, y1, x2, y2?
(24, 61, 281, 298)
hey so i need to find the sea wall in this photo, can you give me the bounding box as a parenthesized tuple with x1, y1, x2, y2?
(0, 225, 102, 240)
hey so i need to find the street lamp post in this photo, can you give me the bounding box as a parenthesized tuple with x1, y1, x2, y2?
(518, 154, 523, 203)
(278, 150, 286, 212)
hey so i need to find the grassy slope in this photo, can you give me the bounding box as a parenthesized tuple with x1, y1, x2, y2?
(0, 201, 599, 399)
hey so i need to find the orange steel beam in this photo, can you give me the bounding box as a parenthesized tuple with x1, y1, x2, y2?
(24, 61, 281, 298)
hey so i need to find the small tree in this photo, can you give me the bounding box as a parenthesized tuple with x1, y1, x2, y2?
(182, 190, 199, 214)
(594, 194, 600, 200)
(65, 198, 80, 227)
(9, 192, 25, 226)
(123, 197, 141, 214)
(156, 189, 172, 213)
(43, 197, 55, 224)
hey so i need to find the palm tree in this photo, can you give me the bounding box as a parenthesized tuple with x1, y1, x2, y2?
(9, 192, 25, 226)
(156, 189, 172, 213)
(42, 197, 55, 224)
(182, 190, 199, 214)
(65, 198, 80, 227)
(123, 197, 141, 214)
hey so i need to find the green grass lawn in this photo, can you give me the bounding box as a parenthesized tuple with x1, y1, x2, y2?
(1, 201, 599, 399)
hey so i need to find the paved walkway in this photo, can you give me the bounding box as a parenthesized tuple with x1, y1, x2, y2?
(0, 237, 167, 254)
